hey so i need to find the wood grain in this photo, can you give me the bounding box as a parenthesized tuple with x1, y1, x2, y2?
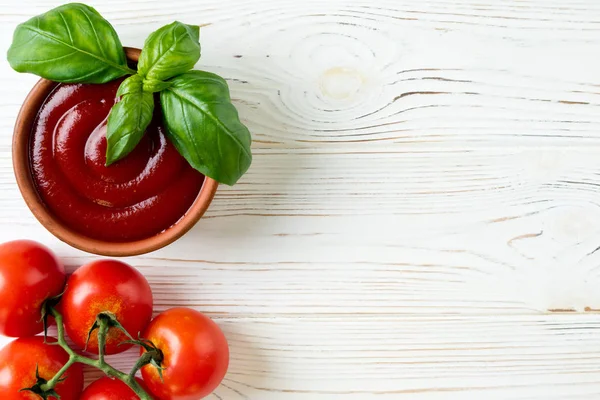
(1, 0, 600, 398)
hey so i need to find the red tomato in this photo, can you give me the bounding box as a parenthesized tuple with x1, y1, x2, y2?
(0, 240, 65, 337)
(81, 376, 152, 400)
(60, 260, 153, 355)
(141, 308, 229, 400)
(0, 336, 83, 399)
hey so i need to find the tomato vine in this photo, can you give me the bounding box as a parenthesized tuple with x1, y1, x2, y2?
(27, 307, 158, 400)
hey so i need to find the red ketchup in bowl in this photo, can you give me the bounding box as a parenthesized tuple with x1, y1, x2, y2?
(30, 79, 204, 242)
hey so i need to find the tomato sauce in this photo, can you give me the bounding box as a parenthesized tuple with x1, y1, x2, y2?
(30, 80, 204, 242)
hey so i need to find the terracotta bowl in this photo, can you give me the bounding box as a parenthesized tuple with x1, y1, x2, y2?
(12, 47, 218, 256)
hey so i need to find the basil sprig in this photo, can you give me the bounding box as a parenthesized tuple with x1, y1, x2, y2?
(7, 2, 252, 185)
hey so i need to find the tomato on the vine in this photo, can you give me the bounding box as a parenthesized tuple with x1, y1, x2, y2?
(141, 307, 229, 400)
(0, 336, 83, 399)
(81, 376, 152, 400)
(60, 259, 153, 355)
(0, 240, 65, 337)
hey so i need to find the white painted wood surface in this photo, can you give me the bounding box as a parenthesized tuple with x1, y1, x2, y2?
(1, 0, 600, 398)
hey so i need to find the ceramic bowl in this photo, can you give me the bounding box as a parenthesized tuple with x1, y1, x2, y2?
(12, 47, 218, 256)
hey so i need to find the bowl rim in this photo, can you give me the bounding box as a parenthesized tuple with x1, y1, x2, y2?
(12, 47, 218, 257)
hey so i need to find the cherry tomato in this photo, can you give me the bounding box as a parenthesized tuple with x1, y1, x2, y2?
(0, 336, 83, 399)
(81, 376, 152, 400)
(0, 240, 65, 337)
(141, 308, 229, 400)
(60, 259, 153, 355)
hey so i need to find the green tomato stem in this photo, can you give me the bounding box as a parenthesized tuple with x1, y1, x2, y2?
(97, 317, 109, 364)
(43, 357, 76, 389)
(40, 307, 154, 400)
(129, 351, 154, 379)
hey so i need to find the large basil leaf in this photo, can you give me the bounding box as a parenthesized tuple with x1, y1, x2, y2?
(106, 75, 154, 165)
(160, 71, 252, 185)
(7, 3, 133, 83)
(138, 22, 200, 83)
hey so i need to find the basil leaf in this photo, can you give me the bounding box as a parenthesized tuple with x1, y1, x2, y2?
(106, 75, 154, 165)
(138, 22, 200, 82)
(160, 71, 252, 185)
(7, 3, 134, 83)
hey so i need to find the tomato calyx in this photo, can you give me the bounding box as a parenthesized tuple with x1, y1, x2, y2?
(19, 364, 63, 400)
(85, 311, 134, 358)
(123, 338, 166, 381)
(40, 290, 66, 340)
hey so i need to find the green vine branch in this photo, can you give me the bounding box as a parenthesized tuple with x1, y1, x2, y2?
(30, 307, 160, 400)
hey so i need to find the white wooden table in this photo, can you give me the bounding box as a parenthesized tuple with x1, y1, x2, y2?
(2, 1, 600, 398)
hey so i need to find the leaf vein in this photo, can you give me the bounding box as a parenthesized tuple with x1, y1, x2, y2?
(80, 9, 107, 59)
(20, 50, 78, 64)
(57, 11, 74, 45)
